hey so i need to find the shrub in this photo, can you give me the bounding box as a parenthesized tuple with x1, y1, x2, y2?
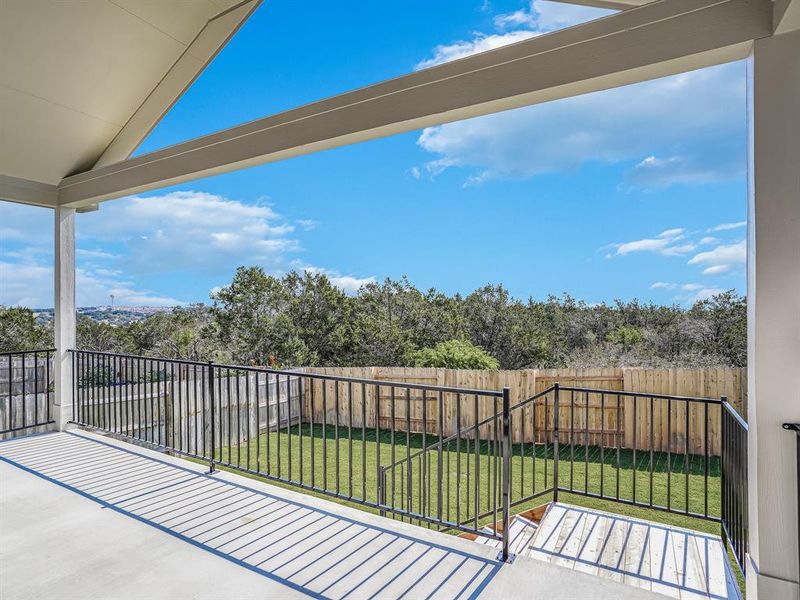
(410, 339, 500, 369)
(607, 325, 644, 350)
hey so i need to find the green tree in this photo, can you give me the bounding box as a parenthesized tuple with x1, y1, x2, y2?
(689, 290, 747, 367)
(211, 266, 311, 366)
(77, 315, 131, 352)
(0, 306, 52, 351)
(462, 285, 550, 369)
(410, 339, 500, 369)
(284, 271, 351, 366)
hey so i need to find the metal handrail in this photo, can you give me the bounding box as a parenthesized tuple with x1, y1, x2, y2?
(65, 348, 750, 568)
(1, 349, 55, 434)
(68, 349, 504, 397)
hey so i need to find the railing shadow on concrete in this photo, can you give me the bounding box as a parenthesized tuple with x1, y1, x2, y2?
(0, 431, 502, 600)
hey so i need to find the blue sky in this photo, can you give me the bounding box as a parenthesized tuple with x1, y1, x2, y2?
(0, 0, 747, 308)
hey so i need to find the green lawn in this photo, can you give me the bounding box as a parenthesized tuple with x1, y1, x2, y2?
(212, 423, 742, 591)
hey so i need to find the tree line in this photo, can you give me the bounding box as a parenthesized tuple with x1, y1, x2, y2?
(0, 266, 746, 369)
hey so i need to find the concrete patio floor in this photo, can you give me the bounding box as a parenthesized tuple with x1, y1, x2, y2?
(1, 430, 668, 600)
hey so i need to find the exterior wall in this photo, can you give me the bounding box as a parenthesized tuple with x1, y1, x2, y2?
(746, 29, 800, 600)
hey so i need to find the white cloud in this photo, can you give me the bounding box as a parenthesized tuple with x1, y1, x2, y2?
(299, 265, 375, 294)
(611, 228, 694, 257)
(0, 259, 52, 307)
(76, 267, 185, 307)
(76, 248, 118, 260)
(710, 221, 746, 232)
(0, 191, 314, 308)
(415, 30, 539, 70)
(649, 281, 728, 303)
(414, 3, 748, 191)
(528, 0, 612, 30)
(79, 191, 300, 274)
(493, 1, 610, 32)
(624, 154, 736, 190)
(690, 287, 727, 302)
(615, 238, 672, 256)
(701, 265, 732, 275)
(699, 237, 719, 246)
(296, 219, 319, 231)
(416, 1, 610, 70)
(661, 244, 697, 257)
(688, 240, 746, 274)
(416, 60, 746, 189)
(0, 258, 183, 308)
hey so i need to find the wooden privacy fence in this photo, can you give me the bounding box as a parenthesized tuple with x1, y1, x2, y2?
(300, 367, 746, 456)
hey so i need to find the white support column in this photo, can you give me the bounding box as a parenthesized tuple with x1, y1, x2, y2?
(53, 207, 76, 430)
(746, 29, 800, 600)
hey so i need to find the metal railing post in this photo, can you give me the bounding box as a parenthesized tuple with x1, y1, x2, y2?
(553, 383, 560, 504)
(501, 386, 511, 562)
(377, 465, 386, 517)
(720, 396, 728, 549)
(207, 361, 216, 474)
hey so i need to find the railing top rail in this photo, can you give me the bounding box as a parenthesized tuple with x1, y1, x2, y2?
(0, 348, 56, 356)
(558, 384, 722, 404)
(295, 369, 505, 396)
(509, 385, 557, 411)
(69, 349, 505, 397)
(385, 386, 549, 470)
(723, 400, 748, 430)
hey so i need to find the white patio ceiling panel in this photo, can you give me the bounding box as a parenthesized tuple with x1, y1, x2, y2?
(0, 0, 259, 187)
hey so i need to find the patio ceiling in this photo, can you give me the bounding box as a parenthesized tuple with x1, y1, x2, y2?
(55, 0, 773, 209)
(1, 0, 796, 211)
(0, 0, 261, 206)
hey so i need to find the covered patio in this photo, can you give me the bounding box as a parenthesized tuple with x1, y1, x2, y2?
(2, 430, 662, 600)
(1, 0, 799, 599)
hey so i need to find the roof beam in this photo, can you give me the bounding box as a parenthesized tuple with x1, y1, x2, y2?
(57, 0, 772, 208)
(774, 0, 800, 33)
(549, 0, 651, 10)
(0, 175, 58, 208)
(91, 0, 263, 169)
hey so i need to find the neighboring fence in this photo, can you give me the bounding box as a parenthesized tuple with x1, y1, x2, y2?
(0, 349, 55, 437)
(71, 351, 302, 455)
(304, 366, 746, 456)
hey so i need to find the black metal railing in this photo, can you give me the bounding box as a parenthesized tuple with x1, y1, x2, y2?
(381, 387, 559, 544)
(555, 385, 723, 521)
(69, 350, 507, 546)
(68, 350, 749, 566)
(722, 399, 748, 575)
(1, 349, 55, 435)
(385, 383, 745, 564)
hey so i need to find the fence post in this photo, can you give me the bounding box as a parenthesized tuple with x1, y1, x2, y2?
(207, 361, 216, 474)
(501, 386, 511, 562)
(553, 383, 560, 504)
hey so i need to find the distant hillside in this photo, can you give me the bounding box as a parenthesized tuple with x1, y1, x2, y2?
(34, 305, 175, 326)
